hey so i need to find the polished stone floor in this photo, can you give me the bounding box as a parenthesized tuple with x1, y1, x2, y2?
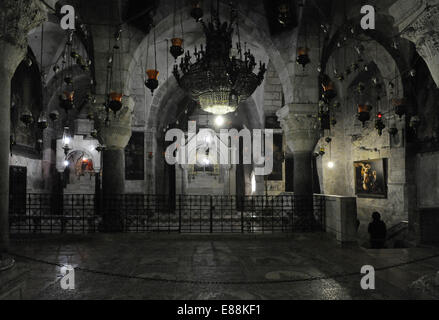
(6, 233, 439, 300)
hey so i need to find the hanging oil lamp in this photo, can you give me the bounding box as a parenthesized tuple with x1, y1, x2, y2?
(388, 118, 398, 136)
(20, 108, 34, 127)
(91, 129, 98, 139)
(170, 38, 184, 61)
(37, 112, 48, 130)
(318, 106, 330, 130)
(62, 127, 72, 156)
(375, 112, 385, 136)
(108, 92, 123, 113)
(49, 110, 59, 122)
(169, 38, 184, 61)
(277, 2, 292, 26)
(170, 1, 185, 61)
(104, 27, 125, 115)
(60, 90, 75, 113)
(25, 55, 33, 67)
(87, 110, 94, 121)
(358, 104, 372, 126)
(356, 82, 366, 94)
(296, 47, 310, 70)
(64, 75, 73, 86)
(334, 69, 344, 82)
(322, 80, 337, 102)
(145, 26, 159, 95)
(392, 98, 407, 118)
(410, 115, 421, 133)
(145, 69, 159, 95)
(36, 139, 43, 152)
(190, 0, 204, 22)
(355, 44, 365, 56)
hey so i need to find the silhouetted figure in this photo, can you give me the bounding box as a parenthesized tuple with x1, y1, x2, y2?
(368, 212, 387, 249)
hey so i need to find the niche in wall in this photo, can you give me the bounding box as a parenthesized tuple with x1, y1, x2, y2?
(10, 52, 43, 158)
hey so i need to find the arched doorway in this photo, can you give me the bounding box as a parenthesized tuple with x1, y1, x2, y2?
(63, 150, 96, 194)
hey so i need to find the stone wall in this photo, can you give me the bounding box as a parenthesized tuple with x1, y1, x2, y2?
(264, 62, 284, 115)
(416, 152, 439, 208)
(319, 111, 407, 238)
(319, 33, 408, 237)
(9, 155, 44, 193)
(263, 63, 286, 195)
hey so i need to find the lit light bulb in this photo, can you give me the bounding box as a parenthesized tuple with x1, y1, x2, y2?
(328, 161, 335, 169)
(64, 160, 69, 167)
(215, 116, 225, 127)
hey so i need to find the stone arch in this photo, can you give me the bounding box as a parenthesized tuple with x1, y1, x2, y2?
(325, 36, 405, 101)
(56, 135, 100, 173)
(125, 0, 293, 129)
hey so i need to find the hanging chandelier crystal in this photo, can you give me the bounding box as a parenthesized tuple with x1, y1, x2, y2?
(173, 3, 266, 115)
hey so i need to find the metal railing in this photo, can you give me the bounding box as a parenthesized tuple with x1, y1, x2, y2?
(9, 194, 326, 234)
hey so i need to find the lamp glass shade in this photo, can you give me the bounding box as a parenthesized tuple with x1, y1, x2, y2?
(109, 92, 123, 102)
(171, 38, 183, 47)
(297, 47, 309, 56)
(146, 69, 159, 80)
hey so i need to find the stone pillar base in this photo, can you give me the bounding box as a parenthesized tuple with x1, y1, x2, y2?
(0, 256, 15, 272)
(102, 149, 125, 232)
(0, 264, 28, 300)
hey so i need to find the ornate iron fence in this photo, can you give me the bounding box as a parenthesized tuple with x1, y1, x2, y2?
(9, 194, 325, 234)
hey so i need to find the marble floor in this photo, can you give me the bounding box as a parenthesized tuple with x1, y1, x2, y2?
(6, 233, 439, 300)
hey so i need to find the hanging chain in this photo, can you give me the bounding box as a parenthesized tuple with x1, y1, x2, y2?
(154, 26, 157, 71)
(173, 0, 176, 38)
(180, 1, 184, 39)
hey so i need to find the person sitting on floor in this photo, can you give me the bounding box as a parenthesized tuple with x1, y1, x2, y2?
(368, 212, 387, 249)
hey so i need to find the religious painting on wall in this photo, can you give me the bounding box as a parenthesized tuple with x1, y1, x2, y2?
(354, 159, 387, 198)
(125, 132, 145, 180)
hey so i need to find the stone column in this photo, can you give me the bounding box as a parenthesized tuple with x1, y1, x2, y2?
(285, 154, 294, 192)
(389, 0, 439, 88)
(277, 104, 320, 230)
(0, 0, 46, 266)
(0, 43, 24, 258)
(94, 97, 134, 231)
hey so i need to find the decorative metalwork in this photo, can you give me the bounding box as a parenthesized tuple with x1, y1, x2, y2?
(145, 26, 159, 95)
(10, 194, 326, 234)
(105, 28, 124, 113)
(173, 3, 266, 115)
(375, 112, 385, 136)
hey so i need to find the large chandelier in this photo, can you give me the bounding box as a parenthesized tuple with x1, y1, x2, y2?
(173, 3, 266, 115)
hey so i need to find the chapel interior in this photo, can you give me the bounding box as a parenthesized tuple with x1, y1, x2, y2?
(0, 0, 439, 300)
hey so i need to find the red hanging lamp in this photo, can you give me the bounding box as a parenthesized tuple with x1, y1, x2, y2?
(145, 26, 159, 95)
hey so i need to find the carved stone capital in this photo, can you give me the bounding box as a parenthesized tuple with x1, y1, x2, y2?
(0, 0, 47, 49)
(94, 96, 134, 150)
(276, 104, 320, 153)
(0, 41, 27, 77)
(389, 0, 439, 87)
